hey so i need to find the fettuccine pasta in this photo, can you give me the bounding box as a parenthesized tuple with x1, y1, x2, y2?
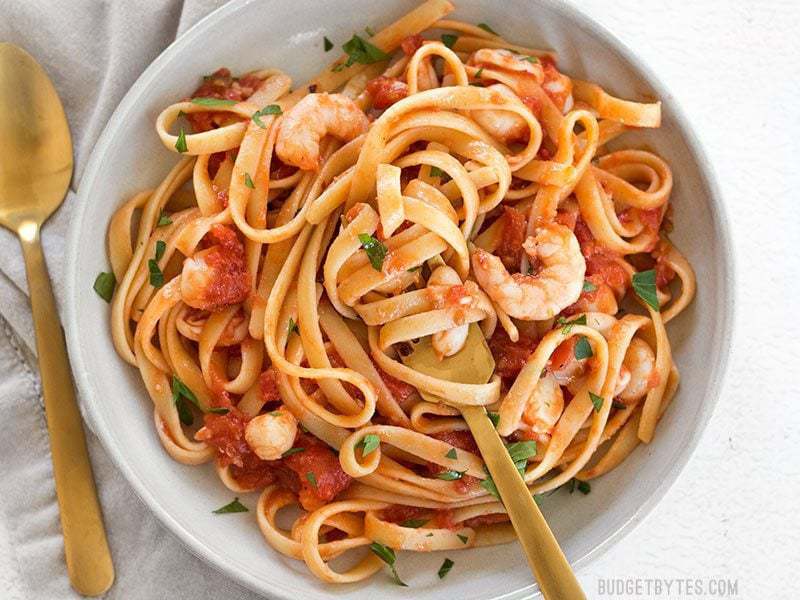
(99, 0, 695, 585)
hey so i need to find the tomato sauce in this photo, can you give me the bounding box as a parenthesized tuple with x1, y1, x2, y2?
(426, 431, 480, 494)
(186, 67, 262, 133)
(200, 225, 250, 311)
(574, 219, 630, 298)
(489, 328, 538, 380)
(281, 434, 352, 511)
(259, 368, 282, 404)
(540, 57, 573, 111)
(495, 206, 527, 270)
(400, 34, 424, 56)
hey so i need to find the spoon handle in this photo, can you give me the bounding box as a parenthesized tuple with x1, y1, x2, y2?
(461, 405, 586, 600)
(18, 222, 115, 597)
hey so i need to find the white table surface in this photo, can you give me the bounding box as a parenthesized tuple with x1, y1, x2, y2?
(1, 0, 798, 598)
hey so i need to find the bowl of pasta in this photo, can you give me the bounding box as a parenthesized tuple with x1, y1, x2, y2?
(65, 0, 733, 598)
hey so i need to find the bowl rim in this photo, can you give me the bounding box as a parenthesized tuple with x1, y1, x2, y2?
(64, 0, 736, 598)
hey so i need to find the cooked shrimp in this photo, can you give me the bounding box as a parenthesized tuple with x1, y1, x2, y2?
(613, 365, 631, 397)
(522, 374, 564, 437)
(428, 265, 469, 359)
(472, 84, 529, 144)
(618, 337, 657, 402)
(472, 223, 586, 320)
(275, 93, 369, 170)
(470, 49, 544, 78)
(541, 59, 574, 113)
(244, 407, 298, 460)
(567, 277, 618, 315)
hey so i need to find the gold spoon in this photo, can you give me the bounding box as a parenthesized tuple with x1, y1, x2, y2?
(403, 323, 585, 599)
(0, 43, 114, 596)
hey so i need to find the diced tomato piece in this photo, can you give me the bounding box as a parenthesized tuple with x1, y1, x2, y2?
(185, 67, 262, 133)
(376, 364, 417, 409)
(495, 206, 527, 270)
(541, 59, 572, 111)
(260, 368, 282, 404)
(548, 337, 577, 372)
(366, 76, 409, 109)
(381, 505, 428, 524)
(401, 34, 424, 56)
(281, 434, 352, 511)
(489, 328, 538, 380)
(555, 208, 578, 231)
(521, 95, 542, 119)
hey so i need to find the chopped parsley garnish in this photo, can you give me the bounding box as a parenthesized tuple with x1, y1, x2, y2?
(400, 518, 427, 528)
(574, 335, 593, 360)
(428, 165, 450, 181)
(556, 314, 586, 334)
(577, 480, 591, 495)
(357, 433, 381, 456)
(244, 172, 255, 189)
(441, 34, 458, 49)
(306, 472, 317, 488)
(506, 440, 537, 476)
(438, 558, 454, 579)
(191, 97, 237, 107)
(358, 233, 388, 271)
(364, 26, 375, 36)
(369, 542, 407, 586)
(157, 212, 172, 227)
(212, 497, 249, 514)
(474, 67, 484, 79)
(457, 533, 469, 544)
(589, 392, 604, 413)
(155, 240, 166, 261)
(477, 23, 498, 35)
(582, 279, 597, 293)
(287, 317, 299, 335)
(333, 34, 390, 72)
(207, 407, 229, 415)
(148, 259, 164, 288)
(632, 269, 660, 312)
(487, 411, 500, 427)
(436, 470, 465, 481)
(445, 448, 458, 460)
(523, 55, 539, 63)
(252, 104, 282, 128)
(93, 272, 116, 302)
(282, 447, 305, 457)
(171, 375, 199, 425)
(480, 469, 500, 499)
(175, 127, 188, 153)
(612, 400, 627, 410)
(323, 36, 334, 52)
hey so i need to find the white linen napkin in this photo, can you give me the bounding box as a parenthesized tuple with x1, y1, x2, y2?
(0, 1, 262, 597)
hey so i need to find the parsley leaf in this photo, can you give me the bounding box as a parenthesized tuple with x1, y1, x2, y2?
(400, 518, 428, 528)
(632, 269, 660, 312)
(582, 279, 597, 293)
(477, 22, 498, 35)
(445, 448, 458, 460)
(364, 26, 375, 37)
(324, 36, 333, 52)
(207, 407, 229, 415)
(336, 34, 390, 72)
(157, 212, 172, 227)
(438, 558, 454, 579)
(357, 433, 381, 456)
(191, 97, 237, 107)
(287, 317, 299, 335)
(244, 173, 255, 189)
(612, 400, 627, 410)
(306, 472, 317, 488)
(457, 533, 469, 544)
(369, 542, 407, 586)
(577, 480, 591, 495)
(556, 314, 586, 335)
(441, 34, 458, 49)
(358, 233, 388, 271)
(175, 127, 188, 153)
(213, 497, 248, 514)
(252, 104, 282, 128)
(523, 55, 539, 63)
(282, 447, 305, 457)
(155, 240, 166, 261)
(487, 411, 500, 427)
(171, 375, 200, 425)
(93, 272, 116, 302)
(428, 165, 450, 181)
(148, 259, 164, 288)
(474, 67, 484, 79)
(589, 392, 604, 413)
(506, 440, 537, 476)
(574, 335, 593, 360)
(436, 470, 465, 481)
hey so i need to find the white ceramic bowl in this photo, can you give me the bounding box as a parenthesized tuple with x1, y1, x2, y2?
(65, 1, 734, 598)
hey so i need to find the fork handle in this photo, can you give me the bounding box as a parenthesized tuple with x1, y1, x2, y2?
(18, 221, 114, 597)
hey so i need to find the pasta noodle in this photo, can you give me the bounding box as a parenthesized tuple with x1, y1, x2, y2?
(102, 0, 696, 585)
